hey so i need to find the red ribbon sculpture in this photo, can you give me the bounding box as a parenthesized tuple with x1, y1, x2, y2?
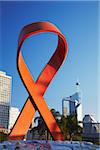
(8, 22, 68, 140)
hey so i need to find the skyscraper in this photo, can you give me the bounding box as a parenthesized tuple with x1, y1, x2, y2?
(0, 71, 12, 130)
(69, 92, 81, 115)
(62, 82, 82, 126)
(9, 107, 20, 130)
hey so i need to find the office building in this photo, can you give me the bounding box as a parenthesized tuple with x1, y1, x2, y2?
(9, 107, 20, 130)
(77, 103, 82, 124)
(0, 71, 12, 130)
(69, 92, 81, 114)
(62, 82, 82, 125)
(83, 114, 100, 143)
(63, 106, 67, 117)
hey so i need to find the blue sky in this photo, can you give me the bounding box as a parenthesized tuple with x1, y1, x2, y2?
(0, 1, 99, 121)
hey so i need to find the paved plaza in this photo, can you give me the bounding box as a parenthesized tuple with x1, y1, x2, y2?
(0, 140, 99, 150)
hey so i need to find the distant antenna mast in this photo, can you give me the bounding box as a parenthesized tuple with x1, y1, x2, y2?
(76, 79, 80, 92)
(76, 79, 82, 103)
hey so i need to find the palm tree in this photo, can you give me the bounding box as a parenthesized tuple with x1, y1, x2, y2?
(33, 108, 62, 140)
(59, 114, 82, 140)
(50, 108, 61, 121)
(59, 115, 68, 139)
(33, 109, 83, 141)
(34, 115, 47, 139)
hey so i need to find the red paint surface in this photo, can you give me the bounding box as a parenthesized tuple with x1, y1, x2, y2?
(8, 22, 68, 141)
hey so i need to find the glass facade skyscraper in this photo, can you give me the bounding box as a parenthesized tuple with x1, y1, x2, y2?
(0, 71, 12, 129)
(62, 92, 82, 126)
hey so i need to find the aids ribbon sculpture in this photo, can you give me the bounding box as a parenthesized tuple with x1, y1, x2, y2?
(8, 22, 68, 141)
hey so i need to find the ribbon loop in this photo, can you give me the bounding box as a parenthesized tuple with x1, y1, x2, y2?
(9, 22, 68, 141)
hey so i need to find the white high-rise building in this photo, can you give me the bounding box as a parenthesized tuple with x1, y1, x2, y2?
(9, 107, 20, 130)
(77, 103, 82, 122)
(0, 71, 12, 129)
(62, 82, 83, 126)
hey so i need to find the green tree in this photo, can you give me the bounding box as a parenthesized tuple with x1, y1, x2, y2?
(59, 114, 82, 140)
(33, 108, 61, 140)
(33, 109, 83, 141)
(0, 132, 7, 142)
(59, 115, 68, 139)
(34, 115, 47, 139)
(50, 108, 61, 122)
